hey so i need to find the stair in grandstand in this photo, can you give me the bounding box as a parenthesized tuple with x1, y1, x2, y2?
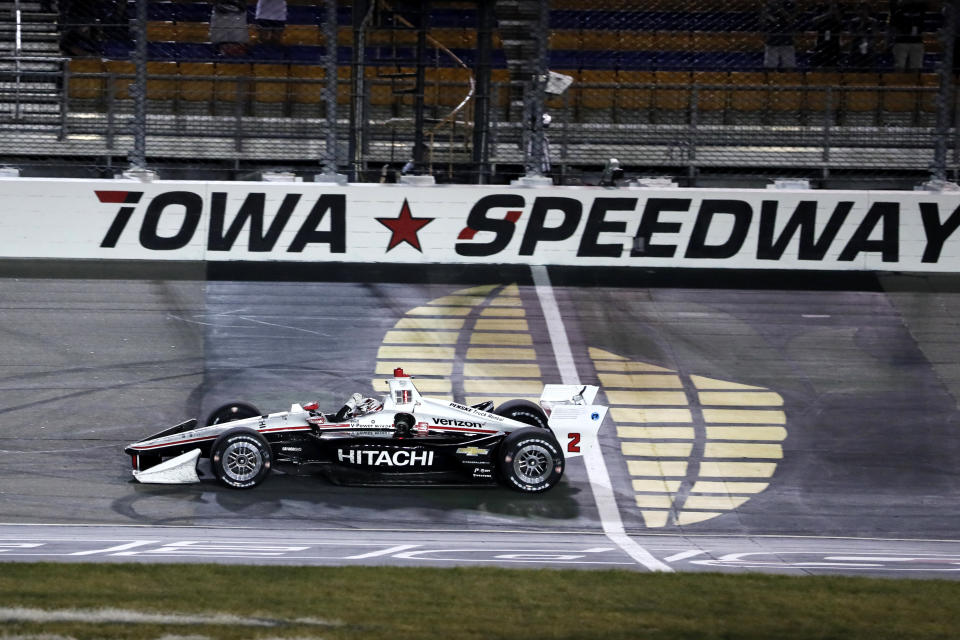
(0, 0, 63, 120)
(494, 0, 540, 122)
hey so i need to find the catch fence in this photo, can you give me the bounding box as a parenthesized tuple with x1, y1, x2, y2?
(0, 0, 956, 187)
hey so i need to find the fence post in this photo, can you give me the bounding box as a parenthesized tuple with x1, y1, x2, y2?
(128, 0, 148, 171)
(932, 1, 956, 184)
(524, 0, 549, 179)
(320, 0, 340, 177)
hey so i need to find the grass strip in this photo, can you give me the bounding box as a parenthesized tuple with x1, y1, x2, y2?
(0, 562, 958, 640)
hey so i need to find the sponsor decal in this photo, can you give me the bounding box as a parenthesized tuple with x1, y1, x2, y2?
(415, 421, 430, 435)
(281, 447, 302, 452)
(434, 418, 483, 428)
(456, 446, 490, 457)
(376, 199, 434, 252)
(306, 416, 326, 425)
(337, 448, 435, 467)
(447, 402, 505, 421)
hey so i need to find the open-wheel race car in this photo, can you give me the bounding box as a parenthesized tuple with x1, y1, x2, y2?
(125, 368, 607, 493)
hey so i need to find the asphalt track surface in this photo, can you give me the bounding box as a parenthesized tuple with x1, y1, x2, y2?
(1, 261, 959, 578)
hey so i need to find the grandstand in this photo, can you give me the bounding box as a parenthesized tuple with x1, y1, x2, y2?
(0, 0, 954, 186)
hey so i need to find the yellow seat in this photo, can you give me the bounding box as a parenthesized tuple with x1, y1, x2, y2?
(67, 58, 104, 100)
(214, 62, 251, 102)
(146, 21, 176, 42)
(881, 72, 919, 113)
(289, 65, 324, 105)
(728, 72, 766, 112)
(490, 68, 511, 109)
(581, 30, 613, 51)
(841, 72, 880, 113)
(365, 67, 395, 107)
(920, 73, 939, 113)
(654, 71, 690, 113)
(580, 69, 616, 110)
(656, 32, 692, 52)
(283, 25, 320, 46)
(549, 30, 581, 50)
(691, 71, 727, 113)
(768, 71, 804, 112)
(104, 60, 135, 100)
(805, 71, 841, 115)
(175, 22, 210, 43)
(620, 32, 656, 51)
(617, 70, 654, 112)
(435, 67, 473, 108)
(146, 61, 178, 100)
(253, 63, 288, 104)
(179, 62, 215, 103)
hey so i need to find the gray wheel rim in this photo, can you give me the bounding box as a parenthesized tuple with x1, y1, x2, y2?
(222, 441, 263, 482)
(513, 443, 552, 485)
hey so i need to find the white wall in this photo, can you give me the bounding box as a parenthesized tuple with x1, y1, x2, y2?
(2, 177, 959, 272)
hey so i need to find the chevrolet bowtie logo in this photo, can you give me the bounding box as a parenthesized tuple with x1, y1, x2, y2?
(456, 447, 489, 456)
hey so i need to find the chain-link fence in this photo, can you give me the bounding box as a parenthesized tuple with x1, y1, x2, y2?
(0, 0, 956, 187)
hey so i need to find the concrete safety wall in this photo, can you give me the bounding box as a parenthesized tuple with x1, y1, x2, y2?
(2, 177, 960, 272)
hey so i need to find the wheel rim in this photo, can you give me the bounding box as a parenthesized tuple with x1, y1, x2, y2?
(222, 441, 263, 482)
(512, 443, 553, 485)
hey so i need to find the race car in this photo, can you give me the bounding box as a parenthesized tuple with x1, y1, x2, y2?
(124, 368, 607, 493)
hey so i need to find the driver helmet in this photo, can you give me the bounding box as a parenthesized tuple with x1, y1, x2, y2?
(355, 396, 380, 416)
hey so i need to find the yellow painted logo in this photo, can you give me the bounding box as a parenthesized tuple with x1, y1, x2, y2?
(375, 283, 787, 528)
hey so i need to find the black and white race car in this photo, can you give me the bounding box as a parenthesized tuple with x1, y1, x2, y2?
(125, 369, 607, 493)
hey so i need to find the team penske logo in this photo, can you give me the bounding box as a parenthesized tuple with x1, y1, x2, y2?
(337, 449, 434, 467)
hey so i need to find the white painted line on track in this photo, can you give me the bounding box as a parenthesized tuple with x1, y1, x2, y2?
(531, 264, 673, 573)
(69, 540, 158, 556)
(344, 544, 420, 559)
(664, 549, 708, 563)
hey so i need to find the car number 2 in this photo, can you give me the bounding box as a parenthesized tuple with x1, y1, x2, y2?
(567, 433, 581, 453)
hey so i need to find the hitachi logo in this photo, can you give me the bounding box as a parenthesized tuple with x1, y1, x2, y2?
(337, 449, 434, 467)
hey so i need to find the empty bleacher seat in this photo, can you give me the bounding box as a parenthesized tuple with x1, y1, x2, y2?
(805, 71, 842, 122)
(67, 58, 104, 101)
(841, 72, 880, 124)
(654, 71, 690, 121)
(179, 61, 215, 104)
(146, 61, 178, 101)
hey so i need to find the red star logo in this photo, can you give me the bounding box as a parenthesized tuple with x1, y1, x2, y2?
(376, 199, 434, 252)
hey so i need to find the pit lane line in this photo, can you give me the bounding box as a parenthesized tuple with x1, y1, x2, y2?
(531, 265, 673, 573)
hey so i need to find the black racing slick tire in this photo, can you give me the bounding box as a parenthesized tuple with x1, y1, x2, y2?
(494, 399, 550, 430)
(210, 428, 272, 489)
(206, 401, 261, 427)
(497, 428, 564, 493)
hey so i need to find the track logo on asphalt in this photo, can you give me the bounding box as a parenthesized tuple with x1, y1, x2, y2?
(373, 284, 786, 528)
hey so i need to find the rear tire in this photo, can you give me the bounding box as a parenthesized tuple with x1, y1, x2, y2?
(494, 399, 549, 430)
(210, 428, 271, 489)
(206, 401, 261, 426)
(497, 428, 564, 493)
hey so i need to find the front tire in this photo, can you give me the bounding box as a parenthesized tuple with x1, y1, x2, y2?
(206, 401, 261, 426)
(210, 428, 271, 489)
(497, 428, 564, 493)
(494, 399, 549, 430)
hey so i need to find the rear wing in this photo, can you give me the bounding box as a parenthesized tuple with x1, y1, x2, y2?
(539, 384, 607, 460)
